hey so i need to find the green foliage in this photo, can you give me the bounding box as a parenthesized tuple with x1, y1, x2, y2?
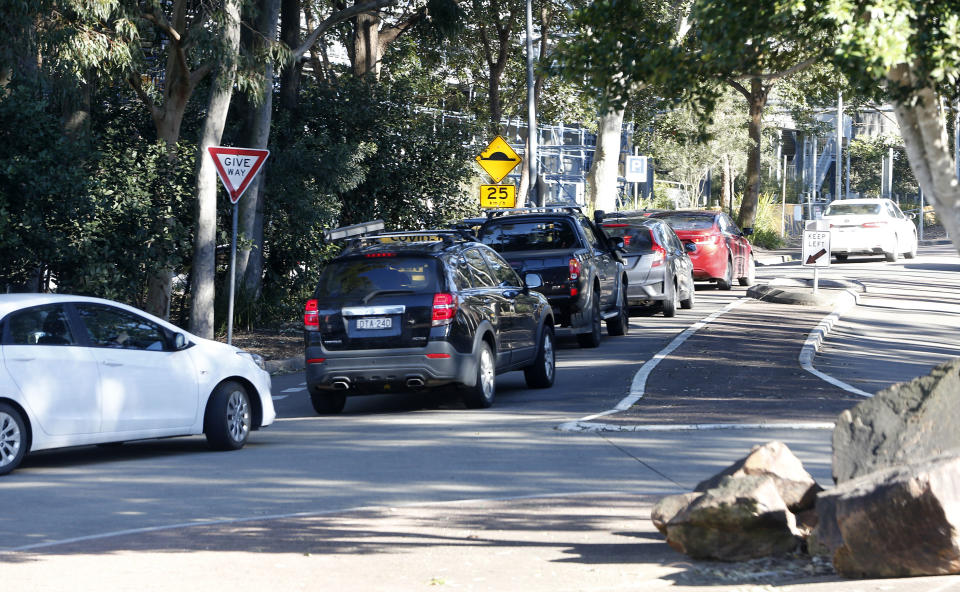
(244, 77, 482, 326)
(846, 135, 918, 199)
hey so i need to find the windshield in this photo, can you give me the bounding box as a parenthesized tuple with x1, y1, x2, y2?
(478, 219, 578, 252)
(824, 203, 882, 216)
(315, 256, 440, 299)
(648, 212, 716, 230)
(602, 224, 653, 252)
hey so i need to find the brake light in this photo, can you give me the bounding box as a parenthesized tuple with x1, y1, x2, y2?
(650, 231, 666, 267)
(307, 358, 326, 364)
(568, 258, 581, 280)
(603, 223, 629, 227)
(426, 353, 451, 359)
(304, 299, 319, 331)
(692, 234, 720, 245)
(861, 221, 888, 228)
(365, 252, 396, 258)
(432, 293, 457, 326)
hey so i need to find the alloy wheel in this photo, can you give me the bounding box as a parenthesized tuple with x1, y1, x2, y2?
(0, 411, 22, 470)
(226, 390, 251, 444)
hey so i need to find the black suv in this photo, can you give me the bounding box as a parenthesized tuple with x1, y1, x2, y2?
(304, 227, 556, 414)
(475, 207, 628, 348)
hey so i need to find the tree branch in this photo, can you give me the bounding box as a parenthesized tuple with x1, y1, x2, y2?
(738, 55, 819, 82)
(378, 6, 425, 49)
(726, 78, 750, 99)
(293, 0, 397, 60)
(127, 71, 161, 121)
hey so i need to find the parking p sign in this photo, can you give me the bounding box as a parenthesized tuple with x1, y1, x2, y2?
(625, 155, 648, 183)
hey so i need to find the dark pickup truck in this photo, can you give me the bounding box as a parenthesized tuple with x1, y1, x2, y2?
(475, 207, 629, 348)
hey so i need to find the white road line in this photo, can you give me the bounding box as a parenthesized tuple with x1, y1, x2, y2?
(563, 421, 835, 432)
(558, 298, 748, 432)
(271, 395, 288, 401)
(799, 289, 873, 398)
(281, 386, 306, 393)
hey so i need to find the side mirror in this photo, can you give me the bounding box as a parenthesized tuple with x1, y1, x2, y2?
(173, 332, 189, 350)
(594, 210, 605, 224)
(684, 242, 698, 254)
(742, 227, 754, 236)
(524, 273, 544, 290)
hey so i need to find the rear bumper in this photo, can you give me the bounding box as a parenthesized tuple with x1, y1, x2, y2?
(305, 341, 476, 394)
(829, 229, 889, 254)
(626, 281, 664, 304)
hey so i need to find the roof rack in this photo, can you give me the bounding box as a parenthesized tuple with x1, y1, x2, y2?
(323, 220, 385, 242)
(343, 229, 474, 251)
(485, 206, 583, 218)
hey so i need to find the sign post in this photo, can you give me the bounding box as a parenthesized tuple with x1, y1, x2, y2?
(207, 146, 270, 344)
(802, 220, 831, 295)
(476, 136, 522, 210)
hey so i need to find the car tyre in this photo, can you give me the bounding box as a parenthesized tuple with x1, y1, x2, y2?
(204, 380, 252, 451)
(884, 235, 900, 262)
(524, 326, 556, 388)
(577, 291, 603, 348)
(716, 257, 734, 290)
(662, 277, 678, 318)
(606, 286, 629, 336)
(679, 274, 695, 310)
(738, 256, 756, 286)
(904, 233, 918, 259)
(310, 391, 346, 415)
(0, 403, 27, 476)
(463, 342, 496, 409)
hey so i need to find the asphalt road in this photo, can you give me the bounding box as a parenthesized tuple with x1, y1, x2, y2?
(3, 242, 959, 592)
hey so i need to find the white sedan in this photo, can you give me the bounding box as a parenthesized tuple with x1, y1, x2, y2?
(0, 294, 276, 475)
(822, 198, 918, 262)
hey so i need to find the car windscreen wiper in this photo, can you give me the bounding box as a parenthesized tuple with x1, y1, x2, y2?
(362, 289, 415, 304)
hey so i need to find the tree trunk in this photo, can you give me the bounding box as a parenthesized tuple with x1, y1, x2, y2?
(888, 66, 960, 255)
(737, 78, 767, 229)
(352, 11, 380, 78)
(279, 0, 302, 111)
(189, 0, 242, 339)
(237, 0, 281, 299)
(586, 108, 625, 213)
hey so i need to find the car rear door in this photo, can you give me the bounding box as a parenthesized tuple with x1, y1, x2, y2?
(1, 304, 101, 436)
(579, 219, 617, 309)
(314, 256, 438, 351)
(462, 248, 512, 368)
(482, 247, 538, 362)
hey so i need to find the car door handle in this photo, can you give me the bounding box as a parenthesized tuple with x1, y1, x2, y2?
(9, 357, 35, 362)
(102, 360, 124, 367)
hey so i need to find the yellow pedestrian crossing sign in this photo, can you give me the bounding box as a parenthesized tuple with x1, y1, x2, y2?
(475, 136, 522, 183)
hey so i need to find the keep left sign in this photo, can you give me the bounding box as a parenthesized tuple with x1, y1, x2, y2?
(208, 146, 270, 204)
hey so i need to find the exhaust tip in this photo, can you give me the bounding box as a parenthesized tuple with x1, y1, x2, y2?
(406, 377, 425, 389)
(331, 379, 350, 390)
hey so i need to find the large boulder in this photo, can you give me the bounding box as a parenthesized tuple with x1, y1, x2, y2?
(815, 453, 960, 578)
(651, 492, 702, 535)
(833, 358, 960, 484)
(695, 441, 822, 511)
(664, 475, 801, 561)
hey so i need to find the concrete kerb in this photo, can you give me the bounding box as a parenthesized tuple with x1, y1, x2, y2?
(747, 277, 865, 307)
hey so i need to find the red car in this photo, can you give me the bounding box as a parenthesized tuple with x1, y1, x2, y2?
(646, 210, 755, 289)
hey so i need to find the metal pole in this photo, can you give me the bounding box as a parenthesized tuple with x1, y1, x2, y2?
(888, 146, 894, 199)
(845, 141, 851, 199)
(955, 103, 959, 182)
(811, 135, 818, 204)
(813, 266, 820, 295)
(525, 0, 539, 206)
(227, 203, 238, 346)
(919, 187, 925, 241)
(835, 92, 843, 204)
(781, 154, 787, 236)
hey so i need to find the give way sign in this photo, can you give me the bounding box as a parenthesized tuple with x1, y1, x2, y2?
(207, 146, 270, 204)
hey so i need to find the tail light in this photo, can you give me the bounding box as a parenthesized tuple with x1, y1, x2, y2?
(432, 293, 457, 326)
(861, 221, 888, 228)
(650, 231, 666, 267)
(304, 299, 319, 331)
(692, 234, 720, 245)
(568, 258, 581, 280)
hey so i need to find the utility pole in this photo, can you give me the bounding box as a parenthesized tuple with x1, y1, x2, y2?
(525, 0, 539, 206)
(835, 92, 843, 202)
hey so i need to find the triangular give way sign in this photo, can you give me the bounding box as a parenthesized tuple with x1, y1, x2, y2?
(207, 146, 270, 204)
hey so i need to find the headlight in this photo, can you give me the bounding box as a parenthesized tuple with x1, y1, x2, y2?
(237, 350, 266, 371)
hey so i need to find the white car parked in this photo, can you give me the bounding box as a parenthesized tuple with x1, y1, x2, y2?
(822, 198, 918, 262)
(0, 294, 276, 475)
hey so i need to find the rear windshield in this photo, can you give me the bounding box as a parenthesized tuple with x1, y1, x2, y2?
(315, 256, 440, 299)
(648, 212, 716, 230)
(824, 203, 882, 216)
(478, 219, 578, 252)
(602, 225, 653, 252)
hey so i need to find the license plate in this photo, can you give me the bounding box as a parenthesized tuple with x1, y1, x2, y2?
(356, 317, 392, 330)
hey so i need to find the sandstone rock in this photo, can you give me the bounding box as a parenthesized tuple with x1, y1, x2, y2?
(833, 358, 960, 484)
(651, 492, 701, 535)
(807, 488, 843, 559)
(821, 453, 960, 578)
(695, 441, 822, 511)
(664, 475, 801, 561)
